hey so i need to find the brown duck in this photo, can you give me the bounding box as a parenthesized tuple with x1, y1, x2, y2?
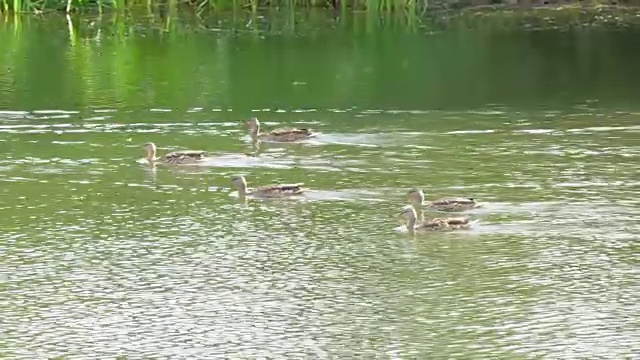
(407, 188, 479, 212)
(231, 175, 306, 198)
(246, 117, 318, 142)
(400, 205, 474, 232)
(143, 142, 207, 165)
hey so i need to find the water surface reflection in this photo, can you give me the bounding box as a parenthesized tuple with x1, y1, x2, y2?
(2, 109, 639, 358)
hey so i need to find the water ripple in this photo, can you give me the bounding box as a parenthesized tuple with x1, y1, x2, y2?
(2, 107, 639, 359)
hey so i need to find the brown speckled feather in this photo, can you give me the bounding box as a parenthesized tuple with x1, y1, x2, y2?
(251, 183, 306, 198)
(260, 128, 317, 142)
(160, 150, 207, 164)
(418, 216, 472, 231)
(427, 197, 478, 212)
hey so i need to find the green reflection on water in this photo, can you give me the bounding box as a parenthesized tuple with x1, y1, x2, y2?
(1, 11, 639, 359)
(2, 11, 640, 111)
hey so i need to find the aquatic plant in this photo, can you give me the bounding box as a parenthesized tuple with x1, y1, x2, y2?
(0, 0, 425, 14)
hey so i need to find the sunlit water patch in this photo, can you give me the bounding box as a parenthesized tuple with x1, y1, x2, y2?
(1, 7, 640, 353)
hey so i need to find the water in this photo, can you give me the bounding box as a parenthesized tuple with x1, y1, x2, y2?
(1, 12, 639, 359)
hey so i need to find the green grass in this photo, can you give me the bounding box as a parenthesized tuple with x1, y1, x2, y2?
(1, 0, 638, 35)
(2, 0, 638, 23)
(0, 0, 425, 14)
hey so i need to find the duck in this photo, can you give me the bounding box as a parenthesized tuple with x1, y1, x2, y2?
(407, 188, 478, 212)
(143, 142, 207, 165)
(231, 175, 306, 198)
(246, 117, 318, 142)
(400, 205, 474, 232)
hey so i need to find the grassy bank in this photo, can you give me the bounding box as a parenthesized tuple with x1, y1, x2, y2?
(2, 0, 640, 18)
(2, 4, 638, 38)
(1, 0, 420, 15)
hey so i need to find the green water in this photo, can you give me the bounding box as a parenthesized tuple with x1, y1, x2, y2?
(1, 12, 639, 359)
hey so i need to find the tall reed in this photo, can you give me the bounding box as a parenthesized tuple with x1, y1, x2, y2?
(0, 0, 436, 15)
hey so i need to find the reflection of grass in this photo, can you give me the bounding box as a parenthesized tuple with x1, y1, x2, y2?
(0, 6, 638, 111)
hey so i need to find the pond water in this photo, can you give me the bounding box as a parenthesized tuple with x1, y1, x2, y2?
(1, 12, 639, 359)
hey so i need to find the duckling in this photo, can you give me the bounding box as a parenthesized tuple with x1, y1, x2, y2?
(400, 205, 473, 232)
(247, 117, 318, 142)
(231, 175, 306, 198)
(407, 188, 478, 212)
(143, 142, 207, 165)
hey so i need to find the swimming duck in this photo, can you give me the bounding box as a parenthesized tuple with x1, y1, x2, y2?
(407, 188, 478, 212)
(143, 142, 207, 165)
(247, 117, 318, 142)
(400, 205, 473, 232)
(231, 175, 306, 198)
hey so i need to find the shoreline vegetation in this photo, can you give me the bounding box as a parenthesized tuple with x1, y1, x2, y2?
(0, 6, 639, 32)
(0, 6, 638, 54)
(1, 0, 640, 18)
